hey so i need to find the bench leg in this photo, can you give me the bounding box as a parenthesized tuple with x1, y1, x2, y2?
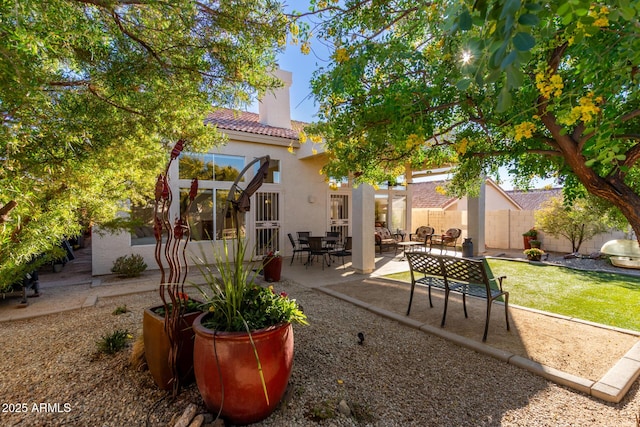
(440, 289, 450, 327)
(462, 293, 468, 318)
(483, 299, 493, 342)
(406, 281, 416, 315)
(504, 293, 510, 332)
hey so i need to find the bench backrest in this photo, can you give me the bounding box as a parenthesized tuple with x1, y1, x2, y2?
(440, 256, 489, 286)
(406, 251, 445, 279)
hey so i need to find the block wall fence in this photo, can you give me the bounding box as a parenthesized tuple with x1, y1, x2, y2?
(412, 209, 631, 255)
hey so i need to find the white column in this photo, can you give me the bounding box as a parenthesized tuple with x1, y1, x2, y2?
(467, 181, 486, 256)
(352, 183, 375, 273)
(467, 180, 486, 255)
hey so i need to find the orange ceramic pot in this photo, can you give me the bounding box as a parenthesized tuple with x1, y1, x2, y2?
(193, 314, 294, 425)
(143, 306, 201, 390)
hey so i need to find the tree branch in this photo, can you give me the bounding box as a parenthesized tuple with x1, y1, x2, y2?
(87, 84, 145, 116)
(0, 201, 18, 224)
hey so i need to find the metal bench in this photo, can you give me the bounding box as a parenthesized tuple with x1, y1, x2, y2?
(406, 252, 510, 341)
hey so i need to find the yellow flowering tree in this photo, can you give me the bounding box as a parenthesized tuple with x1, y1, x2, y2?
(298, 0, 640, 241)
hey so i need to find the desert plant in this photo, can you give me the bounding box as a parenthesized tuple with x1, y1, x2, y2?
(110, 254, 147, 277)
(97, 329, 131, 355)
(112, 305, 128, 315)
(522, 228, 538, 238)
(193, 238, 307, 332)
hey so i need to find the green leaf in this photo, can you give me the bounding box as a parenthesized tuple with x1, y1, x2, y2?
(459, 10, 473, 31)
(524, 3, 543, 12)
(501, 50, 517, 69)
(556, 3, 571, 16)
(513, 32, 535, 51)
(518, 13, 540, 26)
(620, 6, 636, 20)
(456, 78, 472, 91)
(497, 87, 512, 112)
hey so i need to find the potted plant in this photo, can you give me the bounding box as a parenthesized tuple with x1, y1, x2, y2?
(523, 228, 538, 249)
(524, 247, 545, 261)
(529, 239, 541, 249)
(191, 237, 307, 425)
(262, 250, 283, 282)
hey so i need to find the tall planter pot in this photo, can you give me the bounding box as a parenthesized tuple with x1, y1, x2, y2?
(262, 256, 283, 282)
(193, 313, 294, 425)
(523, 236, 536, 249)
(143, 306, 201, 390)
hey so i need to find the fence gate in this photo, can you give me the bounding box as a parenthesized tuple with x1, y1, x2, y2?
(329, 194, 350, 242)
(254, 191, 280, 258)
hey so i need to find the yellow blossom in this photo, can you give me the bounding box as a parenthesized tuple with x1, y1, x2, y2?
(558, 93, 601, 126)
(372, 184, 380, 190)
(334, 47, 349, 63)
(535, 69, 563, 99)
(514, 121, 536, 142)
(287, 145, 294, 154)
(299, 131, 308, 143)
(309, 134, 323, 143)
(300, 42, 311, 55)
(311, 148, 318, 155)
(405, 133, 424, 149)
(455, 137, 469, 155)
(435, 185, 447, 195)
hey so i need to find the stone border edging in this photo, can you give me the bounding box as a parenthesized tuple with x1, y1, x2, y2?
(316, 286, 640, 403)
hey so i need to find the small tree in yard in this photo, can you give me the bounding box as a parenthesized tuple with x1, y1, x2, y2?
(534, 196, 618, 253)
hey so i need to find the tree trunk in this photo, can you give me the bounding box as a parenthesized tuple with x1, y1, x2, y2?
(541, 116, 640, 245)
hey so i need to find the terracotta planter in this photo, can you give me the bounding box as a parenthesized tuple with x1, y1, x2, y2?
(523, 236, 536, 249)
(262, 256, 283, 282)
(143, 306, 201, 390)
(193, 314, 294, 425)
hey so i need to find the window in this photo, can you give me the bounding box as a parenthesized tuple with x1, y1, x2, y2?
(214, 154, 245, 182)
(179, 153, 214, 180)
(130, 200, 157, 245)
(180, 189, 214, 241)
(216, 189, 245, 239)
(179, 153, 245, 182)
(255, 158, 280, 184)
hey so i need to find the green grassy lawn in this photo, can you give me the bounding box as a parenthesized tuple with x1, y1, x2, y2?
(386, 259, 640, 332)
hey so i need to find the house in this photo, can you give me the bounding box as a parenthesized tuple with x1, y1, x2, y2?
(91, 69, 412, 275)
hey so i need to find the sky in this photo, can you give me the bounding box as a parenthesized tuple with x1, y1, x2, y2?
(246, 4, 557, 190)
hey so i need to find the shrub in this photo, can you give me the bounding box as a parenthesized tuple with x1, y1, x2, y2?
(97, 329, 130, 354)
(111, 254, 147, 277)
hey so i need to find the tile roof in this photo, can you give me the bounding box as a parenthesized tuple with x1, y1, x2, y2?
(205, 108, 307, 141)
(505, 188, 562, 210)
(410, 180, 458, 209)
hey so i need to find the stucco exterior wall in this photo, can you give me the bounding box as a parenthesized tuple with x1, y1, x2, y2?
(92, 137, 335, 276)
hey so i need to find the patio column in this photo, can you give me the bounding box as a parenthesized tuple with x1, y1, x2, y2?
(466, 180, 486, 256)
(352, 183, 375, 274)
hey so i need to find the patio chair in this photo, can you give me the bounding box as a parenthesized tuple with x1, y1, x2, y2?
(287, 233, 310, 265)
(325, 231, 341, 250)
(409, 226, 434, 250)
(297, 231, 311, 248)
(374, 226, 400, 254)
(306, 236, 331, 269)
(430, 228, 462, 254)
(330, 236, 352, 269)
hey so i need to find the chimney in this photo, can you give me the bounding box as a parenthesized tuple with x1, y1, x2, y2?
(259, 68, 292, 129)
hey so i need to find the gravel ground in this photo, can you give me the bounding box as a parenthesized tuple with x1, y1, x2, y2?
(1, 278, 639, 427)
